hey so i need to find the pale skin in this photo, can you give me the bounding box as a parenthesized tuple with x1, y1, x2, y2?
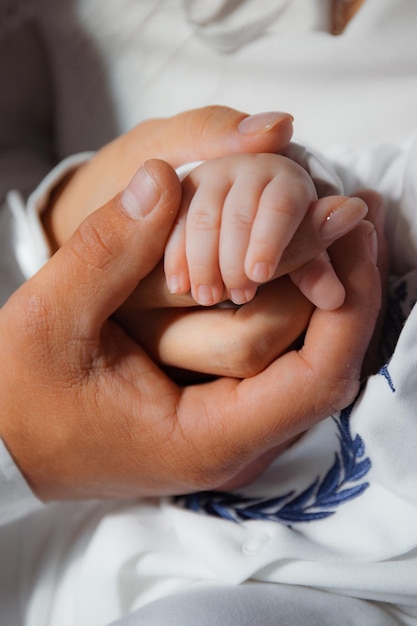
(0, 106, 383, 501)
(48, 105, 373, 379)
(119, 150, 374, 379)
(120, 187, 386, 382)
(45, 107, 296, 248)
(164, 152, 353, 309)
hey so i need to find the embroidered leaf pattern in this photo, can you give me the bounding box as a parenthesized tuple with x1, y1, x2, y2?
(279, 480, 319, 512)
(348, 458, 371, 482)
(174, 403, 372, 525)
(174, 279, 417, 525)
(316, 455, 340, 500)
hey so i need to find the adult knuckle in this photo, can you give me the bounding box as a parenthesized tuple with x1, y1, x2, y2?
(196, 105, 230, 137)
(183, 105, 236, 152)
(184, 106, 216, 143)
(236, 339, 271, 376)
(17, 290, 55, 343)
(330, 378, 361, 414)
(9, 289, 74, 378)
(220, 331, 269, 377)
(71, 216, 120, 273)
(189, 454, 237, 491)
(171, 404, 237, 490)
(313, 375, 361, 420)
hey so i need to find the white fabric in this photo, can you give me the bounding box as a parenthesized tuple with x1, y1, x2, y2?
(7, 152, 94, 279)
(35, 0, 417, 154)
(2, 1, 417, 625)
(9, 136, 417, 626)
(109, 583, 399, 626)
(0, 439, 44, 525)
(0, 152, 94, 528)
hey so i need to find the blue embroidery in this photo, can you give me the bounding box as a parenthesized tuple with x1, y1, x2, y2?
(174, 404, 371, 525)
(174, 277, 417, 525)
(378, 363, 396, 392)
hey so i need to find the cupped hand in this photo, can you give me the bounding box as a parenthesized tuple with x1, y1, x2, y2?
(0, 160, 381, 501)
(220, 190, 387, 490)
(116, 193, 371, 378)
(117, 274, 314, 380)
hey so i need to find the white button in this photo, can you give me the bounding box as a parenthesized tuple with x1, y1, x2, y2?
(242, 533, 270, 555)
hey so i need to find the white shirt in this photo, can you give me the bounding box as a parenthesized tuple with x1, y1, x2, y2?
(2, 1, 417, 624)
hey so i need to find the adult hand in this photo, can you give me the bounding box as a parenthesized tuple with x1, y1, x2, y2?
(220, 189, 387, 489)
(45, 103, 369, 379)
(0, 160, 381, 500)
(116, 193, 370, 378)
(46, 106, 294, 248)
(117, 274, 314, 381)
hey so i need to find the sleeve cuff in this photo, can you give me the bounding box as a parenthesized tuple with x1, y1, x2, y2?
(0, 438, 44, 525)
(176, 144, 344, 198)
(283, 140, 344, 197)
(6, 152, 94, 279)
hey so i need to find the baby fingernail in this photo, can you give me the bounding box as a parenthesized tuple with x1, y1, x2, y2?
(120, 165, 160, 219)
(195, 284, 215, 306)
(320, 197, 368, 244)
(250, 262, 272, 283)
(238, 111, 294, 135)
(229, 287, 257, 305)
(167, 275, 181, 294)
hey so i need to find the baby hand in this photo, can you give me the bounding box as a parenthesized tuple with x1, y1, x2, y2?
(164, 153, 358, 309)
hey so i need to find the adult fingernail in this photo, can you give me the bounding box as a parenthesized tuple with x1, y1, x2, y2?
(120, 165, 160, 219)
(320, 197, 368, 244)
(238, 111, 294, 135)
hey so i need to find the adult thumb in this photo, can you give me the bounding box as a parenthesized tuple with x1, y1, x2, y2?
(39, 159, 181, 338)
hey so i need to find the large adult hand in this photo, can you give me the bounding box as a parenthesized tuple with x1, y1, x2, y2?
(45, 104, 369, 380)
(116, 193, 370, 378)
(46, 106, 294, 247)
(0, 160, 381, 501)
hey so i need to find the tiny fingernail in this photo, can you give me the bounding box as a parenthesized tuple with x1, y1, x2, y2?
(229, 287, 257, 305)
(195, 284, 214, 306)
(250, 262, 273, 283)
(238, 111, 294, 135)
(368, 228, 378, 264)
(167, 274, 181, 294)
(229, 289, 246, 305)
(320, 197, 368, 244)
(120, 165, 160, 219)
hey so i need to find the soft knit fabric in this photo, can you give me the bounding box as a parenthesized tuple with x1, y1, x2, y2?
(2, 2, 417, 624)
